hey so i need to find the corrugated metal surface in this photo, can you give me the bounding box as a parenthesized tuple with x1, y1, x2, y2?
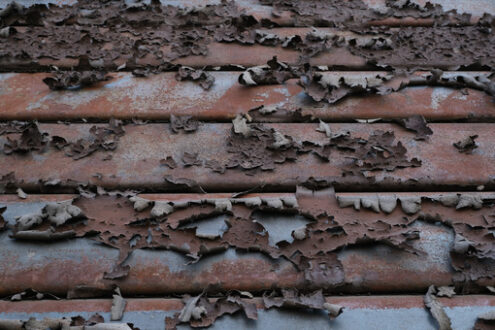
(3, 192, 493, 296)
(0, 0, 494, 329)
(1, 72, 493, 121)
(1, 296, 495, 330)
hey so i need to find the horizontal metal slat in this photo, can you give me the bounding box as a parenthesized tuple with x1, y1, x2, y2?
(3, 0, 491, 26)
(1, 72, 493, 121)
(0, 192, 493, 296)
(2, 26, 492, 71)
(1, 296, 494, 330)
(0, 123, 494, 192)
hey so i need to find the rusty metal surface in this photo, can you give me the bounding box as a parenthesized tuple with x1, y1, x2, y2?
(1, 72, 494, 121)
(1, 296, 495, 330)
(0, 39, 482, 71)
(0, 28, 369, 70)
(1, 123, 494, 192)
(0, 192, 493, 296)
(1, 1, 495, 328)
(2, 26, 493, 70)
(4, 0, 492, 24)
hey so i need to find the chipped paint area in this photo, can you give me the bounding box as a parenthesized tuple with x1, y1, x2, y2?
(0, 202, 48, 226)
(415, 0, 495, 16)
(0, 305, 493, 330)
(0, 233, 118, 267)
(252, 212, 311, 247)
(0, 0, 77, 8)
(405, 222, 453, 268)
(0, 311, 174, 330)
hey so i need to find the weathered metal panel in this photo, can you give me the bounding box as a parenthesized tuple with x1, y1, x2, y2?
(1, 296, 494, 330)
(3, 0, 492, 23)
(0, 35, 483, 70)
(0, 192, 493, 296)
(1, 72, 493, 121)
(1, 123, 494, 192)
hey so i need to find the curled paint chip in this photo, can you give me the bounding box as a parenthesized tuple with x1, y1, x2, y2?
(337, 196, 360, 210)
(16, 188, 27, 199)
(360, 195, 380, 213)
(281, 196, 299, 208)
(151, 201, 174, 217)
(129, 196, 151, 212)
(212, 199, 233, 212)
(232, 114, 252, 137)
(424, 285, 452, 330)
(262, 197, 284, 209)
(292, 227, 306, 240)
(379, 195, 397, 214)
(399, 196, 421, 215)
(316, 120, 332, 138)
(111, 287, 127, 321)
(453, 135, 478, 154)
(44, 202, 84, 226)
(15, 212, 44, 231)
(432, 194, 460, 207)
(436, 286, 456, 298)
(323, 302, 345, 319)
(12, 228, 75, 241)
(271, 131, 291, 149)
(456, 194, 483, 210)
(235, 197, 262, 207)
(42, 71, 110, 90)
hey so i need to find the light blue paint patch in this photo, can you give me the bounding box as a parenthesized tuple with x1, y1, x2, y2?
(181, 214, 229, 239)
(446, 306, 495, 330)
(430, 87, 456, 110)
(128, 247, 285, 274)
(252, 212, 312, 247)
(0, 202, 47, 225)
(0, 310, 175, 330)
(209, 72, 236, 92)
(0, 304, 491, 329)
(207, 305, 491, 330)
(0, 73, 16, 82)
(104, 75, 135, 89)
(0, 0, 74, 8)
(0, 233, 118, 271)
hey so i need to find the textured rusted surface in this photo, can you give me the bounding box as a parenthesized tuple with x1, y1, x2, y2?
(1, 296, 495, 330)
(5, 0, 493, 21)
(2, 23, 495, 71)
(1, 72, 494, 121)
(1, 1, 495, 328)
(1, 123, 494, 191)
(0, 30, 368, 70)
(0, 192, 494, 296)
(2, 295, 495, 312)
(1, 29, 491, 70)
(5, 0, 492, 22)
(2, 0, 494, 78)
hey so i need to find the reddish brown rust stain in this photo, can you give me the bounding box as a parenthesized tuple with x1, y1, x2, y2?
(1, 295, 494, 315)
(0, 123, 494, 191)
(1, 73, 493, 121)
(1, 192, 494, 296)
(341, 254, 451, 293)
(125, 258, 303, 295)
